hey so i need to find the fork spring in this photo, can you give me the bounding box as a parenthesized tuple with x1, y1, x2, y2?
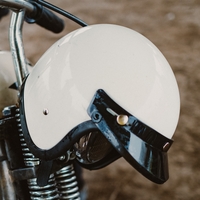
(55, 165, 81, 200)
(15, 108, 59, 199)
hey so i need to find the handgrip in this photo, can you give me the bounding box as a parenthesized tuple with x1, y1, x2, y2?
(25, 3, 64, 34)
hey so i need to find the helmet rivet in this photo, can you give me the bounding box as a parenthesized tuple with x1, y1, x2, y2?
(117, 115, 129, 126)
(43, 109, 49, 115)
(163, 142, 170, 151)
(91, 111, 102, 123)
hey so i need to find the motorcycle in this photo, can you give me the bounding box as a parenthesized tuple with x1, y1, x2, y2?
(0, 0, 180, 199)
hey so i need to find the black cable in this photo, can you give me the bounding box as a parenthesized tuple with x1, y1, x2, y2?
(35, 0, 88, 27)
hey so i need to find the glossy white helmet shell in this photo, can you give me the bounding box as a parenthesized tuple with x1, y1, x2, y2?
(23, 24, 180, 150)
(0, 51, 18, 118)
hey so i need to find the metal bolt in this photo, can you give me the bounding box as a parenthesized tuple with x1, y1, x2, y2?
(91, 111, 101, 123)
(117, 115, 129, 126)
(59, 155, 66, 161)
(163, 142, 170, 151)
(106, 108, 129, 126)
(2, 106, 16, 117)
(2, 107, 12, 117)
(43, 109, 49, 115)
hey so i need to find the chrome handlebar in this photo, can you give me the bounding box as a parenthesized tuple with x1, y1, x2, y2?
(0, 0, 34, 13)
(0, 0, 30, 87)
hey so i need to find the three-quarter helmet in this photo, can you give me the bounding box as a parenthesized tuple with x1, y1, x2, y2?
(19, 24, 180, 184)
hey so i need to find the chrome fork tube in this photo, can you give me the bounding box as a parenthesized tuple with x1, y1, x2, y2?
(0, 140, 16, 200)
(8, 6, 81, 200)
(9, 10, 29, 88)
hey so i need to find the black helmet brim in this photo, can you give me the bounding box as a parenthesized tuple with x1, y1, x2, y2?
(87, 89, 173, 184)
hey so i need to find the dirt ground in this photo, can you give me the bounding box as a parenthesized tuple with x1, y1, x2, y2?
(0, 0, 200, 199)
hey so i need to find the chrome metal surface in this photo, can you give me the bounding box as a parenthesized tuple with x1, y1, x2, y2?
(15, 109, 40, 167)
(1, 0, 33, 87)
(9, 10, 29, 87)
(0, 0, 34, 13)
(117, 114, 129, 126)
(55, 165, 81, 199)
(27, 175, 59, 200)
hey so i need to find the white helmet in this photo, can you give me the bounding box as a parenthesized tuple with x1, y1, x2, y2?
(0, 51, 18, 118)
(19, 24, 180, 184)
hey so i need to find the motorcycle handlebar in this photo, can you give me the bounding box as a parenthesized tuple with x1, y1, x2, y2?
(25, 2, 64, 34)
(0, 0, 87, 32)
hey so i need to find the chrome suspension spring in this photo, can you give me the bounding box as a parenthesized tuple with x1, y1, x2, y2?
(15, 108, 59, 199)
(55, 164, 80, 200)
(27, 175, 58, 200)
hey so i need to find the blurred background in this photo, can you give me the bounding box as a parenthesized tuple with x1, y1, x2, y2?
(0, 0, 200, 199)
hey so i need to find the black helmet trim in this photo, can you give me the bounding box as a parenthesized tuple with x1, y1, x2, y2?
(19, 81, 120, 169)
(19, 80, 120, 170)
(87, 89, 173, 184)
